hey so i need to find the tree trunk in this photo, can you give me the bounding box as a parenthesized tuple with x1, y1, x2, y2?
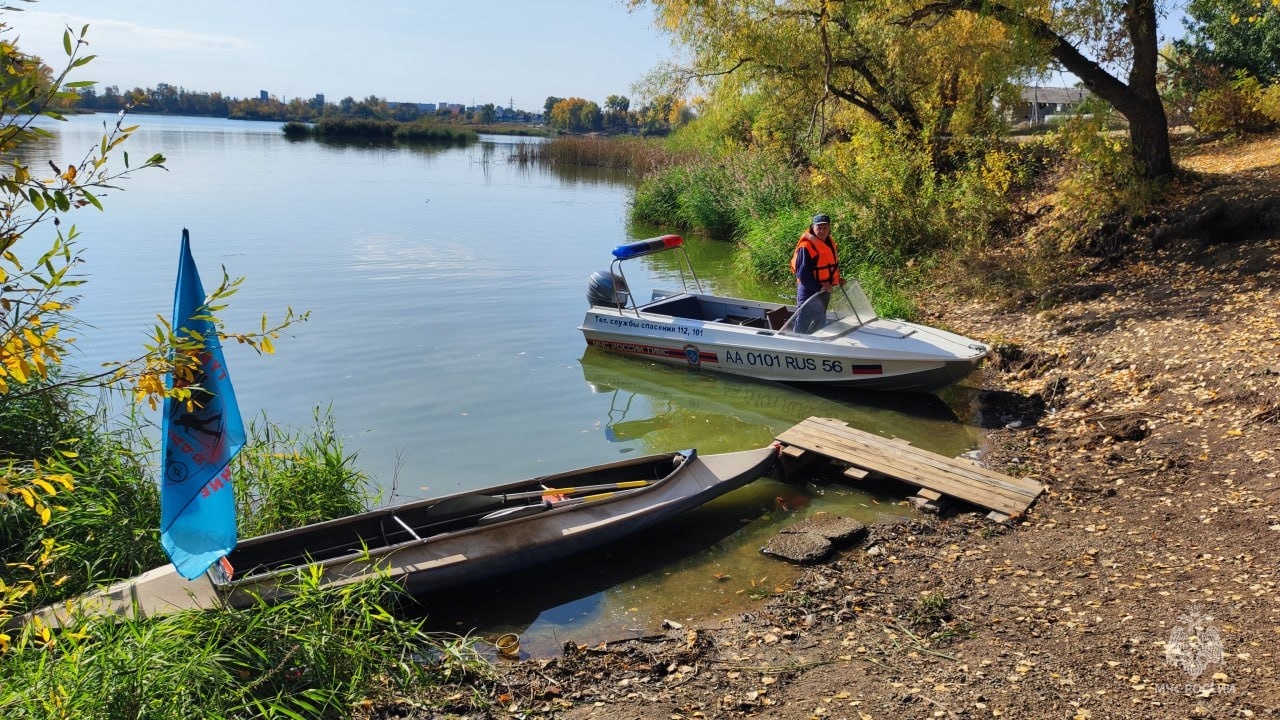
(1123, 91, 1174, 180)
(928, 0, 1175, 181)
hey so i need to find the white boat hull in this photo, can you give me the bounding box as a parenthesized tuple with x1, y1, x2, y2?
(581, 294, 987, 393)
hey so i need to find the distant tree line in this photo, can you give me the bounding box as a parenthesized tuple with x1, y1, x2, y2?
(69, 84, 682, 134)
(540, 94, 689, 135)
(70, 84, 543, 124)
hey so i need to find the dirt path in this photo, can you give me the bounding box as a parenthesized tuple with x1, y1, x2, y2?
(411, 139, 1280, 720)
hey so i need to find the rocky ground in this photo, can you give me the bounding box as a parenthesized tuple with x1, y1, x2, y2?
(378, 134, 1280, 719)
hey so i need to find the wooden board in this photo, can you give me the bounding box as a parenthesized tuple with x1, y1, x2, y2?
(777, 417, 1043, 517)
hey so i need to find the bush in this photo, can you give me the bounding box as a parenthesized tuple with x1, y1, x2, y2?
(1253, 82, 1280, 125)
(0, 382, 163, 616)
(1046, 115, 1164, 254)
(1191, 71, 1275, 134)
(804, 127, 1015, 269)
(280, 121, 310, 138)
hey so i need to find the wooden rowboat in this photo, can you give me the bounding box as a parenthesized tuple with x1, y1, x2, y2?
(27, 445, 778, 625)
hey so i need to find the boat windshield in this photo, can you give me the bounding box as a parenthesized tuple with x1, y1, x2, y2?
(777, 282, 879, 338)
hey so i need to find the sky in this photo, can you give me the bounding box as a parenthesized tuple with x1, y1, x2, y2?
(4, 1, 677, 111)
(5, 2, 1193, 112)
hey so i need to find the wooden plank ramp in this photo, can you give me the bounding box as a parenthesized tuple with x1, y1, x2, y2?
(776, 417, 1043, 519)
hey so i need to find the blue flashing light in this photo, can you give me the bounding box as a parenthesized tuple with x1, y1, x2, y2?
(611, 234, 684, 260)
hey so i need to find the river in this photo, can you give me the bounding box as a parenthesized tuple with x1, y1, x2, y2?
(24, 113, 983, 655)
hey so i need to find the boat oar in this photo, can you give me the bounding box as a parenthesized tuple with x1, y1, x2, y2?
(498, 480, 652, 502)
(419, 493, 510, 522)
(476, 487, 644, 525)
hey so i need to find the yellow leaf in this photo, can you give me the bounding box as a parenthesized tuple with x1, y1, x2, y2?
(32, 478, 56, 495)
(260, 335, 275, 354)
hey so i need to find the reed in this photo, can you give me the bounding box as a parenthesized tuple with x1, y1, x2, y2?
(0, 386, 499, 715)
(1, 397, 375, 617)
(0, 571, 498, 718)
(233, 406, 376, 538)
(631, 150, 802, 242)
(510, 134, 696, 174)
(281, 118, 478, 144)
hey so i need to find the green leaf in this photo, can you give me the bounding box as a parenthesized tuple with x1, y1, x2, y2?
(63, 30, 72, 57)
(71, 55, 97, 68)
(81, 189, 102, 211)
(123, 151, 130, 168)
(64, 81, 96, 89)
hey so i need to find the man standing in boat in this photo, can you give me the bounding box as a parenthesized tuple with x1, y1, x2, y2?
(791, 213, 843, 304)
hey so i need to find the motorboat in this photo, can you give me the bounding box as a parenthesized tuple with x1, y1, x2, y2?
(580, 235, 989, 393)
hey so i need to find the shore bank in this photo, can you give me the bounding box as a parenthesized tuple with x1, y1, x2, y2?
(363, 135, 1280, 720)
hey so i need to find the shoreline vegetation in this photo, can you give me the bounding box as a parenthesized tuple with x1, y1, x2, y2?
(281, 118, 479, 144)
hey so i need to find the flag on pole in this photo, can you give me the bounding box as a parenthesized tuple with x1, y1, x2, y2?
(160, 229, 246, 580)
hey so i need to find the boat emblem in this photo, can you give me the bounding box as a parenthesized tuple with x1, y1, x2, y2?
(683, 344, 702, 367)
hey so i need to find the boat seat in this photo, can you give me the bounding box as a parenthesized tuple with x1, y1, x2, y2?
(766, 306, 792, 330)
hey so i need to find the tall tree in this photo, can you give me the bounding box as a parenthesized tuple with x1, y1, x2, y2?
(632, 0, 1024, 163)
(904, 0, 1175, 180)
(1177, 0, 1280, 82)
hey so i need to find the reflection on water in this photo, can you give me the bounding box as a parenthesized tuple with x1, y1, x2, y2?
(580, 347, 978, 458)
(413, 352, 975, 657)
(412, 471, 917, 659)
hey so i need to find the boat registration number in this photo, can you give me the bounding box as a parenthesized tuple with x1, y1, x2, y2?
(723, 349, 844, 373)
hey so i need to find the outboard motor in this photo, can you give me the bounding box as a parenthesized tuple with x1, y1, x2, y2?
(587, 271, 629, 307)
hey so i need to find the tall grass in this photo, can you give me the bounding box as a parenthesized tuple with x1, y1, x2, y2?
(0, 572, 497, 718)
(1, 385, 493, 715)
(510, 134, 697, 174)
(630, 150, 803, 241)
(1, 396, 376, 617)
(233, 406, 376, 538)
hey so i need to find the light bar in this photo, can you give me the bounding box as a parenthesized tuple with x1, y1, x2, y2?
(611, 234, 684, 260)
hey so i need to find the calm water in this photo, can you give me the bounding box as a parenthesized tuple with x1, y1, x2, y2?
(27, 114, 983, 654)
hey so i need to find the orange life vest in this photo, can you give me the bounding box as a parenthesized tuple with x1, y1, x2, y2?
(790, 231, 842, 285)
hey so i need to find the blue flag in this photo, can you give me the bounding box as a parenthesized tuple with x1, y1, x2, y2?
(160, 229, 246, 580)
